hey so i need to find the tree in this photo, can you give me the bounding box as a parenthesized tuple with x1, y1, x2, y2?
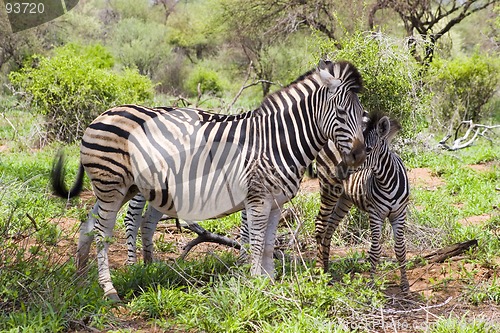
(217, 0, 364, 96)
(368, 0, 499, 64)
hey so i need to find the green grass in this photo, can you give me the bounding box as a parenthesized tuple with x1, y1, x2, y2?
(126, 266, 385, 332)
(430, 316, 500, 333)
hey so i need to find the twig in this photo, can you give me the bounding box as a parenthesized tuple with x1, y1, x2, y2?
(179, 222, 241, 259)
(226, 61, 254, 112)
(226, 65, 282, 112)
(439, 120, 500, 151)
(383, 296, 452, 314)
(1, 112, 19, 138)
(25, 213, 39, 232)
(196, 83, 202, 107)
(173, 95, 192, 107)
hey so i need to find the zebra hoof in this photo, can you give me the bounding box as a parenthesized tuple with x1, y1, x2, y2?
(105, 292, 122, 303)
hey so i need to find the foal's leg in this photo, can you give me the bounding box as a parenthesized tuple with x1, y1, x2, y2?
(390, 211, 409, 293)
(320, 197, 353, 271)
(315, 181, 343, 270)
(367, 213, 384, 287)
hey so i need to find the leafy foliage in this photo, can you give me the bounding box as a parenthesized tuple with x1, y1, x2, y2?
(9, 43, 155, 142)
(320, 32, 429, 137)
(426, 52, 500, 131)
(185, 66, 225, 97)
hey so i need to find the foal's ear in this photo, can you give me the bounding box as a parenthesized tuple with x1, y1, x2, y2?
(386, 118, 402, 143)
(318, 60, 342, 91)
(376, 116, 391, 139)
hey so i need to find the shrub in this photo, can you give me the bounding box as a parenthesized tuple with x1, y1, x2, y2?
(8, 43, 155, 143)
(425, 52, 500, 132)
(319, 32, 429, 137)
(185, 66, 225, 97)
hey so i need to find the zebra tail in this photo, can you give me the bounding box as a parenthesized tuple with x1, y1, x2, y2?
(51, 150, 85, 199)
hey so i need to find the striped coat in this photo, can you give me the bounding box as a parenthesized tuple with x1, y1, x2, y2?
(315, 112, 410, 292)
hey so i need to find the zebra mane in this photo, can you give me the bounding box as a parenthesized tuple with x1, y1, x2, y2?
(257, 60, 363, 113)
(322, 60, 363, 93)
(364, 110, 401, 142)
(288, 60, 363, 92)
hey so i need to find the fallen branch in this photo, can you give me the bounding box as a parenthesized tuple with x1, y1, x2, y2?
(383, 296, 453, 315)
(178, 209, 298, 259)
(439, 120, 500, 151)
(416, 239, 478, 266)
(179, 222, 240, 259)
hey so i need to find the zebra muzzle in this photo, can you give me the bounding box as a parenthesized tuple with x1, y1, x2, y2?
(343, 138, 366, 168)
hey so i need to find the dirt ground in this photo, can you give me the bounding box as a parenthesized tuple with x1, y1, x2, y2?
(52, 164, 499, 332)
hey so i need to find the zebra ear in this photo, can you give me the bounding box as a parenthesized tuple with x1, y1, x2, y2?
(318, 61, 342, 90)
(377, 116, 391, 139)
(386, 118, 402, 143)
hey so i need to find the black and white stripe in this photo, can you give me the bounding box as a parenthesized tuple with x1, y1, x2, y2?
(124, 109, 252, 265)
(51, 60, 367, 299)
(315, 112, 410, 292)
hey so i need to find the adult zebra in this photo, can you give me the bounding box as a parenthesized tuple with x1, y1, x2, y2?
(51, 60, 367, 300)
(123, 108, 253, 265)
(315, 111, 410, 292)
(124, 112, 371, 266)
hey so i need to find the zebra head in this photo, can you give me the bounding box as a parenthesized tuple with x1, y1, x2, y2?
(364, 111, 402, 170)
(317, 60, 366, 168)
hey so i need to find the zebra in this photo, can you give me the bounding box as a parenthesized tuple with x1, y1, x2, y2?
(124, 109, 252, 265)
(125, 111, 372, 266)
(51, 60, 367, 300)
(314, 111, 410, 292)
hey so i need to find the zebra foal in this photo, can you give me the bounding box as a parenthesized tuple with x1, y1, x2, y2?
(315, 112, 410, 292)
(51, 60, 367, 300)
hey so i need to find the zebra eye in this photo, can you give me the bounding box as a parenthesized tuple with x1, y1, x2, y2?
(366, 146, 373, 154)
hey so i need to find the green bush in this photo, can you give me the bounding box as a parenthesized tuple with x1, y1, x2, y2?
(185, 66, 225, 97)
(319, 32, 429, 137)
(426, 52, 500, 131)
(8, 43, 155, 143)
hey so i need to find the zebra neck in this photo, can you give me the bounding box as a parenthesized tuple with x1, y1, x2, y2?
(249, 81, 328, 170)
(372, 144, 400, 184)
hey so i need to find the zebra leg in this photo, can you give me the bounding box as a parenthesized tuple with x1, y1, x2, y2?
(320, 197, 352, 271)
(314, 182, 342, 270)
(261, 207, 281, 277)
(390, 212, 409, 293)
(76, 203, 98, 276)
(367, 213, 384, 288)
(93, 200, 121, 300)
(140, 205, 164, 264)
(238, 209, 250, 263)
(246, 198, 275, 277)
(124, 194, 146, 265)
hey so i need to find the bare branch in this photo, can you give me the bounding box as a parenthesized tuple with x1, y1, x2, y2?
(226, 61, 254, 112)
(439, 120, 500, 151)
(179, 222, 240, 260)
(369, 0, 498, 64)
